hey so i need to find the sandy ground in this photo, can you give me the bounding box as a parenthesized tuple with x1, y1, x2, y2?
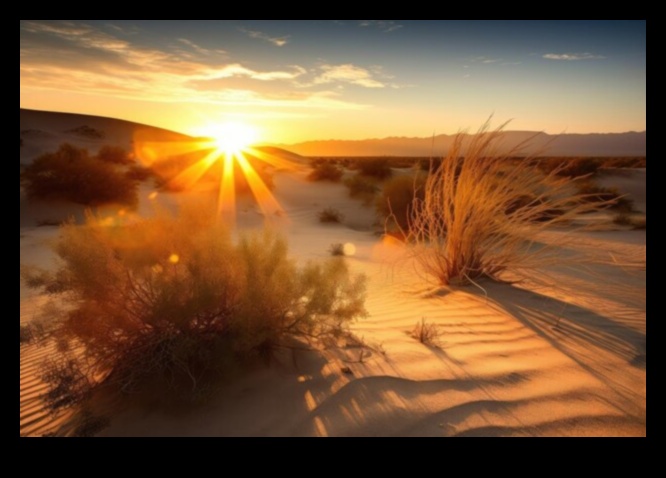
(19, 113, 646, 437)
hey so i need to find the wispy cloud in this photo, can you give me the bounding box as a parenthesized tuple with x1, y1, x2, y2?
(177, 38, 225, 56)
(358, 20, 402, 32)
(313, 64, 387, 88)
(239, 28, 289, 46)
(471, 56, 502, 64)
(20, 21, 368, 111)
(543, 52, 606, 61)
(206, 63, 306, 81)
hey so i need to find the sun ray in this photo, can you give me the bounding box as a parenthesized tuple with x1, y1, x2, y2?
(235, 151, 286, 220)
(133, 122, 297, 227)
(218, 152, 237, 226)
(244, 147, 300, 171)
(167, 147, 220, 191)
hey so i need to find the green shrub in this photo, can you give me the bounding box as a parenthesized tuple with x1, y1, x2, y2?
(22, 209, 367, 408)
(21, 143, 138, 207)
(319, 207, 344, 223)
(376, 174, 426, 232)
(358, 158, 392, 179)
(308, 162, 344, 182)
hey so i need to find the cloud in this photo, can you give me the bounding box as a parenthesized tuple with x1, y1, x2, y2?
(204, 63, 306, 81)
(239, 28, 289, 46)
(313, 64, 387, 88)
(20, 21, 367, 111)
(471, 56, 502, 64)
(358, 20, 402, 32)
(177, 38, 225, 56)
(543, 52, 606, 61)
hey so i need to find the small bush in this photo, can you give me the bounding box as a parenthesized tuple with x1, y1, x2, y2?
(358, 159, 392, 180)
(20, 324, 33, 344)
(576, 181, 634, 212)
(376, 174, 426, 232)
(410, 318, 441, 346)
(329, 243, 345, 256)
(23, 209, 367, 408)
(125, 164, 153, 182)
(21, 143, 138, 207)
(344, 175, 379, 205)
(319, 207, 344, 223)
(97, 146, 133, 165)
(36, 219, 63, 227)
(308, 162, 344, 182)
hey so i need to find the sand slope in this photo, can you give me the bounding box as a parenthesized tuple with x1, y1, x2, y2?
(19, 127, 646, 436)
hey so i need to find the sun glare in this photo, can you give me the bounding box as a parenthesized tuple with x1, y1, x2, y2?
(134, 120, 294, 228)
(201, 121, 258, 153)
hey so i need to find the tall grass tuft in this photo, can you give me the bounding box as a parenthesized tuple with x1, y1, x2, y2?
(403, 121, 614, 286)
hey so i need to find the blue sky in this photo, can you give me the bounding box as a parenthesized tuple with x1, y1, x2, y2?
(20, 20, 646, 143)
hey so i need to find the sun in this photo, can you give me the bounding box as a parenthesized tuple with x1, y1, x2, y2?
(134, 119, 296, 227)
(200, 121, 259, 153)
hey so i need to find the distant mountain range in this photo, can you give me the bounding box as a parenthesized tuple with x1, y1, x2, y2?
(20, 109, 646, 159)
(279, 131, 646, 157)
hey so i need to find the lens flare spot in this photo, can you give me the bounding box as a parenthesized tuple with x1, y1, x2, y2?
(168, 254, 180, 264)
(343, 243, 357, 256)
(148, 191, 158, 200)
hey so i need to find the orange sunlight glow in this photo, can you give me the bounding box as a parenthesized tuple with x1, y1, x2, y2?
(133, 122, 293, 227)
(198, 121, 259, 154)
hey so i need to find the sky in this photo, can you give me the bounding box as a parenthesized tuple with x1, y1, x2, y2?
(20, 20, 646, 144)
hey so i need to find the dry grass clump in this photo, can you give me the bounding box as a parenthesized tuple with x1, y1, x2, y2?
(404, 121, 614, 286)
(308, 162, 344, 182)
(410, 318, 441, 346)
(22, 208, 367, 409)
(329, 243, 345, 256)
(319, 207, 344, 223)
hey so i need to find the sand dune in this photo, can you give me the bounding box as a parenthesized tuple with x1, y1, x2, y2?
(19, 121, 645, 436)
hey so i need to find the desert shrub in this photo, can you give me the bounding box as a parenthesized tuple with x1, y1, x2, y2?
(357, 158, 392, 179)
(319, 207, 344, 223)
(308, 162, 344, 182)
(21, 143, 138, 207)
(576, 181, 634, 212)
(66, 125, 104, 139)
(125, 164, 153, 182)
(405, 121, 614, 286)
(22, 209, 367, 408)
(410, 318, 441, 346)
(20, 324, 33, 343)
(329, 243, 345, 256)
(376, 173, 426, 232)
(97, 145, 133, 165)
(538, 157, 603, 177)
(344, 175, 379, 205)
